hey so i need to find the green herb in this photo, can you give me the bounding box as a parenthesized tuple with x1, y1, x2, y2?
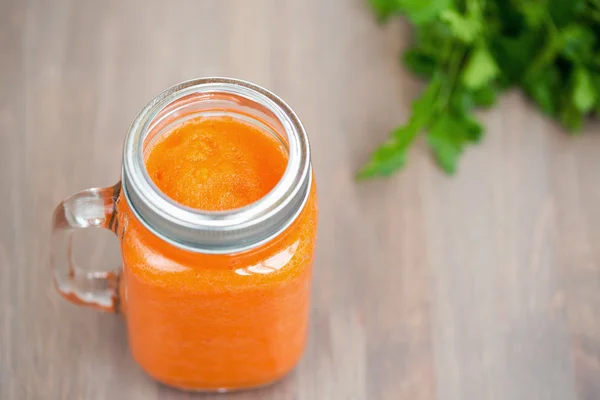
(358, 0, 600, 178)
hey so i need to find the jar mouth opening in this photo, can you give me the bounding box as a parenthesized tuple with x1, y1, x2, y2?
(122, 78, 311, 254)
(141, 110, 290, 212)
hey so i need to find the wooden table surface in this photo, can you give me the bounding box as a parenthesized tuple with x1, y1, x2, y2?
(2, 1, 600, 399)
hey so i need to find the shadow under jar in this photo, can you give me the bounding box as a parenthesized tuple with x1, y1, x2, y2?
(50, 78, 317, 392)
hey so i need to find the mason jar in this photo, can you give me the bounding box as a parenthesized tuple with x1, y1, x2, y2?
(50, 78, 317, 391)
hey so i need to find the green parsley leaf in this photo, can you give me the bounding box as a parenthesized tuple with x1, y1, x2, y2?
(561, 24, 597, 63)
(427, 114, 467, 174)
(400, 0, 452, 24)
(410, 77, 442, 117)
(462, 45, 500, 89)
(440, 9, 480, 43)
(369, 0, 452, 23)
(463, 115, 484, 143)
(523, 65, 561, 116)
(414, 21, 455, 56)
(472, 85, 498, 108)
(356, 134, 410, 179)
(519, 1, 547, 28)
(572, 67, 596, 113)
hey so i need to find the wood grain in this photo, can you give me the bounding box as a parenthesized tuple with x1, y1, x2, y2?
(1, 0, 600, 399)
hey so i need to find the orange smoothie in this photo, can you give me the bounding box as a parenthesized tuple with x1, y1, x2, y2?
(117, 117, 317, 390)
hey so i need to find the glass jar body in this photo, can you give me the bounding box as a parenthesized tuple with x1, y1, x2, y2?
(50, 78, 315, 392)
(116, 182, 317, 391)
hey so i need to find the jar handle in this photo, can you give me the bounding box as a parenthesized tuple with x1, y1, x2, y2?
(50, 182, 122, 312)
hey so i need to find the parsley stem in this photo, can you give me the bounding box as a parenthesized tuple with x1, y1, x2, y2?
(438, 44, 466, 114)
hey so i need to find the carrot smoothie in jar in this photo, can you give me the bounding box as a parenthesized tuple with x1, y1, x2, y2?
(120, 115, 317, 390)
(51, 78, 317, 392)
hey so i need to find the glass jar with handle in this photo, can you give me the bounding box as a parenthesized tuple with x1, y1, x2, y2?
(51, 78, 317, 392)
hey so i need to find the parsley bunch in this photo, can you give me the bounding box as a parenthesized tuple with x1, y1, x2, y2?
(358, 0, 600, 178)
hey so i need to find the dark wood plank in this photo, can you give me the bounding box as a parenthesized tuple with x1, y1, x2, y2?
(2, 0, 600, 399)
